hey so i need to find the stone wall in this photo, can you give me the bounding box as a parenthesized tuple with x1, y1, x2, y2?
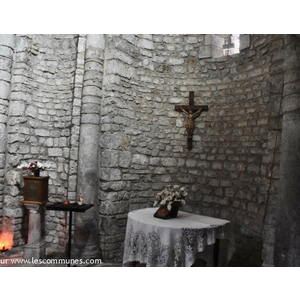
(0, 34, 286, 266)
(0, 34, 79, 250)
(98, 34, 283, 265)
(0, 35, 15, 228)
(274, 35, 300, 266)
(261, 35, 284, 266)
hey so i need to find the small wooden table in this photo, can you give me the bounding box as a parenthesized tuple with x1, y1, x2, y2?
(46, 203, 93, 266)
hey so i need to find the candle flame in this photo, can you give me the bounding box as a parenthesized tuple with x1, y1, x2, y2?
(79, 192, 83, 202)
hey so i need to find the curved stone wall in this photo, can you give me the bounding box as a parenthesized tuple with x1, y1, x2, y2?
(0, 34, 287, 266)
(98, 34, 283, 265)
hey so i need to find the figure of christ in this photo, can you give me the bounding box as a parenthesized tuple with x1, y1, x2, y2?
(180, 106, 204, 138)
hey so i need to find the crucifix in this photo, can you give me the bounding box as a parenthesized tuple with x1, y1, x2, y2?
(175, 91, 208, 150)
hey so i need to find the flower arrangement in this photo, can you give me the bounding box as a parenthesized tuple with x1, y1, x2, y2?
(17, 161, 48, 176)
(154, 185, 188, 211)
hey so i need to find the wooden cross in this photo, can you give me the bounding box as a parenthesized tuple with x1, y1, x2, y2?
(175, 91, 208, 150)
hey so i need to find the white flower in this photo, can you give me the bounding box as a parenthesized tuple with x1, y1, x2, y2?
(166, 195, 173, 201)
(153, 185, 188, 208)
(37, 162, 45, 169)
(16, 160, 52, 173)
(16, 162, 29, 169)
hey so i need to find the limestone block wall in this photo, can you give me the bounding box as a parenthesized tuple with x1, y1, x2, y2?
(0, 35, 15, 227)
(0, 34, 285, 266)
(98, 34, 283, 265)
(0, 34, 79, 250)
(260, 35, 284, 266)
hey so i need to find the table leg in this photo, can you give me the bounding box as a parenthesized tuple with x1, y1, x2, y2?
(213, 238, 220, 267)
(67, 211, 72, 267)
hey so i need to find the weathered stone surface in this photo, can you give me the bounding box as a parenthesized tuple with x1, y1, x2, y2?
(0, 34, 292, 267)
(132, 154, 149, 166)
(5, 170, 22, 186)
(274, 35, 300, 267)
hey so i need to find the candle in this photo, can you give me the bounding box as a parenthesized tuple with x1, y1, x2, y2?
(78, 192, 83, 205)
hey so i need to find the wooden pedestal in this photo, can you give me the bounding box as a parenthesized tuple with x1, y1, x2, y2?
(23, 176, 49, 204)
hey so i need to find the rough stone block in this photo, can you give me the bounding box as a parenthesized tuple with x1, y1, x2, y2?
(186, 36, 198, 44)
(35, 129, 50, 137)
(137, 38, 154, 50)
(8, 101, 25, 116)
(0, 80, 10, 99)
(99, 201, 129, 215)
(168, 58, 184, 65)
(0, 34, 15, 47)
(100, 168, 122, 181)
(48, 148, 63, 157)
(132, 154, 149, 166)
(186, 159, 198, 168)
(5, 170, 22, 186)
(240, 34, 250, 51)
(199, 45, 212, 59)
(119, 151, 132, 168)
(86, 34, 105, 50)
(4, 207, 24, 218)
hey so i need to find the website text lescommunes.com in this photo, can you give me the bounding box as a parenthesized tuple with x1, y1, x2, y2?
(0, 257, 102, 266)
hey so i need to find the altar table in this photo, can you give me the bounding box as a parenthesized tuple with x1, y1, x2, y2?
(123, 207, 235, 267)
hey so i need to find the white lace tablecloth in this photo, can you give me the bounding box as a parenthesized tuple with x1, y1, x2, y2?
(123, 207, 235, 267)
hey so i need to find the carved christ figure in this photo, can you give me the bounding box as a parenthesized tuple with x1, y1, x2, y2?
(180, 106, 203, 138)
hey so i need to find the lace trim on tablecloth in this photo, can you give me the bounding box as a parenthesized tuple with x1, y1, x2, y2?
(123, 225, 227, 267)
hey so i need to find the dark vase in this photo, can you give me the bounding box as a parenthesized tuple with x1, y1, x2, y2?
(154, 204, 179, 219)
(34, 170, 40, 177)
